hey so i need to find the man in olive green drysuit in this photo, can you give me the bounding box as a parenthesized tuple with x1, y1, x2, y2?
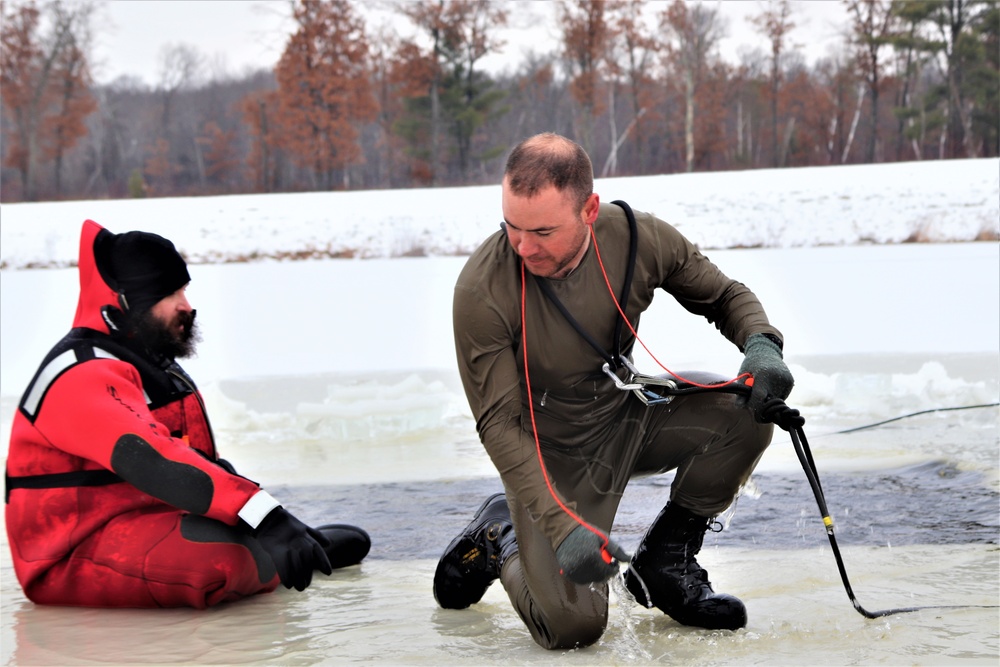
(433, 132, 793, 650)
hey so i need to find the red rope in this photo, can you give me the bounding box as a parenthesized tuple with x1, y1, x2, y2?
(519, 260, 610, 552)
(587, 224, 751, 390)
(516, 220, 750, 563)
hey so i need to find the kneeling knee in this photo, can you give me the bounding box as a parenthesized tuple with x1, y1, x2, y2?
(534, 612, 607, 650)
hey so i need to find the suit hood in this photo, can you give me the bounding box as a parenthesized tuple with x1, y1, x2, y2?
(73, 220, 122, 333)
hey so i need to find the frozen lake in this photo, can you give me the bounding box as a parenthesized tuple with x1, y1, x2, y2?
(2, 242, 998, 665)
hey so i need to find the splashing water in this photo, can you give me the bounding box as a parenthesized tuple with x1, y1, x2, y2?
(605, 575, 653, 662)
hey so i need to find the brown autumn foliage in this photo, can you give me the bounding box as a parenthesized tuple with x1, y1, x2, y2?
(367, 27, 419, 188)
(389, 0, 510, 184)
(0, 0, 995, 203)
(694, 62, 732, 171)
(660, 0, 726, 173)
(387, 4, 447, 186)
(781, 68, 834, 166)
(143, 137, 180, 195)
(0, 0, 95, 200)
(559, 0, 618, 151)
(273, 0, 379, 190)
(198, 121, 241, 188)
(611, 0, 660, 175)
(41, 28, 96, 194)
(241, 89, 283, 193)
(0, 1, 42, 198)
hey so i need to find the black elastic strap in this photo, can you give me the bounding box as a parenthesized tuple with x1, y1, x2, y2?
(5, 469, 124, 503)
(532, 200, 639, 369)
(611, 200, 639, 360)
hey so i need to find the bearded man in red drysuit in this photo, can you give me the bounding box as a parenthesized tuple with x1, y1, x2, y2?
(5, 220, 370, 608)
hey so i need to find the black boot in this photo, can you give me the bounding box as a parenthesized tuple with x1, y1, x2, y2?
(316, 524, 371, 569)
(433, 493, 518, 609)
(623, 502, 747, 631)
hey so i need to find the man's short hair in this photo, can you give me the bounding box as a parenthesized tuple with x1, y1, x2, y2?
(504, 133, 593, 211)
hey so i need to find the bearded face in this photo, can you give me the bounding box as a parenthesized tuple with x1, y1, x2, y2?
(127, 307, 200, 360)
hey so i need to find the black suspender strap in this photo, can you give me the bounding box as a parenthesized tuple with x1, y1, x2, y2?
(612, 200, 639, 360)
(5, 469, 124, 503)
(532, 200, 639, 370)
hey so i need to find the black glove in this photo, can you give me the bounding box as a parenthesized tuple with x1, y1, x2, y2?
(256, 507, 333, 591)
(555, 525, 630, 585)
(738, 333, 794, 422)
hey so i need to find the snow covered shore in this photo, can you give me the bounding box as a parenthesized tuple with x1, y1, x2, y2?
(2, 158, 997, 270)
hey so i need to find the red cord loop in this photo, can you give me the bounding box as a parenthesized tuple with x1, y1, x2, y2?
(520, 260, 610, 548)
(588, 225, 749, 390)
(517, 222, 748, 549)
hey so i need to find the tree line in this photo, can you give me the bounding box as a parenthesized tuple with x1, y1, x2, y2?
(1, 0, 997, 203)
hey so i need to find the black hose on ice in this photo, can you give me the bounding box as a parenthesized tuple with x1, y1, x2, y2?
(638, 380, 999, 619)
(832, 402, 1000, 435)
(759, 395, 999, 619)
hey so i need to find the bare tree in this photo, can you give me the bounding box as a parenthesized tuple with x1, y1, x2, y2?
(558, 0, 619, 154)
(923, 0, 983, 158)
(846, 0, 895, 162)
(751, 0, 796, 167)
(155, 43, 202, 132)
(144, 43, 204, 193)
(41, 0, 97, 196)
(601, 0, 657, 176)
(661, 0, 725, 173)
(1, 0, 97, 200)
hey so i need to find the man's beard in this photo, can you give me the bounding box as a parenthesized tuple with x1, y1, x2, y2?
(128, 309, 200, 360)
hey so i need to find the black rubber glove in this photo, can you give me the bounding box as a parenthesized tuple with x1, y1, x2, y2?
(256, 507, 333, 591)
(555, 525, 630, 585)
(738, 332, 794, 422)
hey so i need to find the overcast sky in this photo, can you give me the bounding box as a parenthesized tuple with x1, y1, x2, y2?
(91, 0, 852, 87)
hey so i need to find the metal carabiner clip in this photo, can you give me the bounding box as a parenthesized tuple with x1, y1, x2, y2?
(602, 360, 679, 405)
(602, 362, 646, 391)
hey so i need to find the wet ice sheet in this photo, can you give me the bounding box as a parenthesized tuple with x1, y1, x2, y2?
(2, 241, 997, 664)
(3, 547, 997, 665)
(2, 378, 997, 665)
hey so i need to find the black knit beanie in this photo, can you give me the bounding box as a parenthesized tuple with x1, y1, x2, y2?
(108, 231, 190, 314)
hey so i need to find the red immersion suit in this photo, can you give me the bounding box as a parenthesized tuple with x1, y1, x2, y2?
(5, 220, 281, 608)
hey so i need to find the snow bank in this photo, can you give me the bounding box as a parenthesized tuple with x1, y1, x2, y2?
(2, 158, 996, 270)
